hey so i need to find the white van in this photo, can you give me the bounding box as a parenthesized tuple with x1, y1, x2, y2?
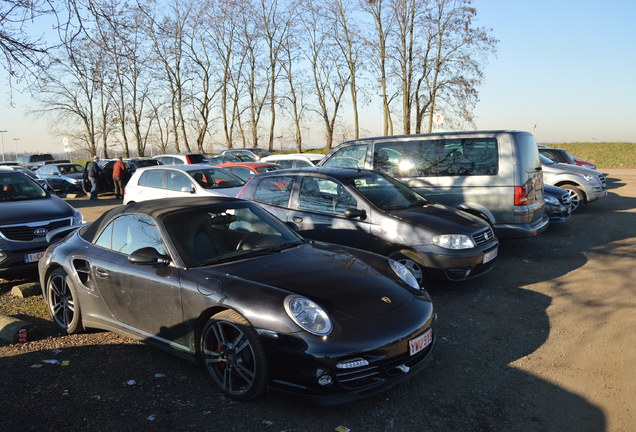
(319, 130, 549, 239)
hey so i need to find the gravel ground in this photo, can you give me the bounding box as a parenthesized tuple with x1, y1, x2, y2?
(0, 170, 634, 432)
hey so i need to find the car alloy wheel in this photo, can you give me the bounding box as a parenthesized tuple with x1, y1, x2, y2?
(46, 268, 84, 334)
(561, 185, 583, 212)
(200, 310, 267, 400)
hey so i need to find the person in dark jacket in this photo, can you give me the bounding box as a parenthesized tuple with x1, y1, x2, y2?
(87, 155, 101, 200)
(112, 156, 127, 199)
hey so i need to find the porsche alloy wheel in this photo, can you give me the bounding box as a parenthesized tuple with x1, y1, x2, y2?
(46, 268, 84, 334)
(200, 310, 267, 401)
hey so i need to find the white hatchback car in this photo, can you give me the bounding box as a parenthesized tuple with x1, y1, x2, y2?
(260, 153, 324, 168)
(124, 165, 245, 204)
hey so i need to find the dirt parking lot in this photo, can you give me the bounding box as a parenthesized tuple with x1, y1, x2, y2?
(0, 169, 634, 432)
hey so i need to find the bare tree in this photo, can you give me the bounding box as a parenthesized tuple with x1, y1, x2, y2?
(301, 1, 350, 151)
(415, 0, 497, 132)
(361, 0, 393, 136)
(327, 0, 362, 139)
(280, 28, 307, 152)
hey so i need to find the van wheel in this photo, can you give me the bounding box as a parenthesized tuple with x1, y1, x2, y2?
(561, 185, 584, 212)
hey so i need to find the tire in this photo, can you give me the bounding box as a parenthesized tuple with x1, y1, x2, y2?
(200, 310, 267, 401)
(561, 185, 584, 213)
(46, 268, 84, 334)
(388, 251, 430, 289)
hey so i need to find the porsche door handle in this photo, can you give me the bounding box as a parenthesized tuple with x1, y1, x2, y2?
(292, 216, 303, 223)
(94, 267, 109, 278)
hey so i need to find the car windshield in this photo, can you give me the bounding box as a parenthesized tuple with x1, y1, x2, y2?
(0, 172, 48, 201)
(255, 165, 280, 174)
(189, 168, 245, 189)
(163, 203, 305, 267)
(135, 159, 161, 168)
(347, 172, 427, 210)
(58, 164, 83, 174)
(540, 155, 556, 165)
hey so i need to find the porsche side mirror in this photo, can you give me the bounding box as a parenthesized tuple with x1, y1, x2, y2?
(129, 247, 170, 266)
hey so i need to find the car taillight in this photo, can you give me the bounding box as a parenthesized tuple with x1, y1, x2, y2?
(185, 155, 192, 164)
(514, 186, 528, 205)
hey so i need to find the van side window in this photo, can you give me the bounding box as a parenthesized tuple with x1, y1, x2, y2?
(252, 175, 294, 207)
(322, 144, 368, 169)
(374, 138, 498, 177)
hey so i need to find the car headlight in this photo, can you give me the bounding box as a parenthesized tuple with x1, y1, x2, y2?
(389, 259, 419, 290)
(284, 296, 332, 336)
(544, 195, 559, 205)
(72, 208, 84, 224)
(582, 174, 599, 184)
(432, 234, 475, 249)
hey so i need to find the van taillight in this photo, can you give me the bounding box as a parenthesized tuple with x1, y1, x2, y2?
(514, 186, 528, 205)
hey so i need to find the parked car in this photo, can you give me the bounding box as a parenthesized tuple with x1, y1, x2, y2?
(238, 168, 498, 287)
(82, 157, 161, 195)
(0, 170, 83, 275)
(220, 148, 272, 161)
(38, 196, 435, 404)
(153, 153, 209, 165)
(538, 145, 597, 170)
(319, 130, 549, 239)
(205, 154, 250, 165)
(260, 153, 324, 168)
(43, 159, 72, 165)
(213, 162, 282, 181)
(540, 155, 607, 212)
(35, 163, 85, 194)
(0, 165, 55, 193)
(17, 153, 55, 170)
(0, 161, 19, 166)
(543, 185, 572, 224)
(123, 164, 245, 204)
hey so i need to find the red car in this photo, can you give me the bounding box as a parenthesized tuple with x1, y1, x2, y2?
(213, 162, 282, 181)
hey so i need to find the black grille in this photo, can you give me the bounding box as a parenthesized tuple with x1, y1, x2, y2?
(598, 174, 607, 189)
(473, 227, 496, 246)
(0, 218, 72, 241)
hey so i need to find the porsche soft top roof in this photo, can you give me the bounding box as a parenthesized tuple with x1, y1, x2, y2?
(80, 196, 247, 242)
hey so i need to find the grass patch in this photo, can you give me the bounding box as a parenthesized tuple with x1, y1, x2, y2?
(539, 142, 636, 169)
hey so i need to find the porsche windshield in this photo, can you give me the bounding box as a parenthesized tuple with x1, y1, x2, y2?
(163, 203, 304, 267)
(347, 172, 427, 210)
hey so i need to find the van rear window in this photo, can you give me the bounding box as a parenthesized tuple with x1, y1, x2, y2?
(374, 138, 498, 177)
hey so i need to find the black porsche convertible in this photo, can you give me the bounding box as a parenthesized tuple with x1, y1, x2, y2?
(38, 197, 436, 404)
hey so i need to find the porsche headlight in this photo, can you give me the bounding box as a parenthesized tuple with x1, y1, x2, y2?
(389, 259, 419, 290)
(433, 234, 475, 249)
(284, 296, 332, 336)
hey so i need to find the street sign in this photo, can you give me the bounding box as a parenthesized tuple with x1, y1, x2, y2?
(433, 113, 444, 125)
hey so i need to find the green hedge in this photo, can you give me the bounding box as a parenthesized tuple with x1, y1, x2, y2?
(538, 142, 636, 169)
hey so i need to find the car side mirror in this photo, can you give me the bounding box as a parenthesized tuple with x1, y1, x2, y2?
(128, 247, 170, 266)
(180, 186, 196, 193)
(344, 208, 366, 220)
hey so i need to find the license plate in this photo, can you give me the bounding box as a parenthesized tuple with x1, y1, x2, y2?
(24, 251, 45, 263)
(409, 328, 433, 356)
(483, 248, 497, 264)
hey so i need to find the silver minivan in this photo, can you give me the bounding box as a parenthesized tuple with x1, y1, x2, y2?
(319, 130, 549, 239)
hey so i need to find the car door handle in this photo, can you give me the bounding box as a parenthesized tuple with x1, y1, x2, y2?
(292, 216, 303, 223)
(95, 267, 109, 278)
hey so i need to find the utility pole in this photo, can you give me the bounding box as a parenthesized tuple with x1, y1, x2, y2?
(0, 130, 7, 162)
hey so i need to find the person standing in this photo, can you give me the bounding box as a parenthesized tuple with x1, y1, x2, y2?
(112, 156, 127, 199)
(87, 155, 101, 200)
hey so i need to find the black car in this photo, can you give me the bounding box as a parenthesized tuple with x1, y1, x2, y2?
(237, 168, 498, 287)
(35, 163, 85, 194)
(17, 153, 55, 170)
(82, 157, 161, 195)
(38, 197, 435, 404)
(0, 171, 83, 275)
(543, 185, 573, 224)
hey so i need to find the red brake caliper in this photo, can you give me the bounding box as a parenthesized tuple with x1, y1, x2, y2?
(217, 343, 226, 370)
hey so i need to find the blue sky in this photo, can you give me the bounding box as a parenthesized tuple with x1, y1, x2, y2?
(1, 0, 635, 155)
